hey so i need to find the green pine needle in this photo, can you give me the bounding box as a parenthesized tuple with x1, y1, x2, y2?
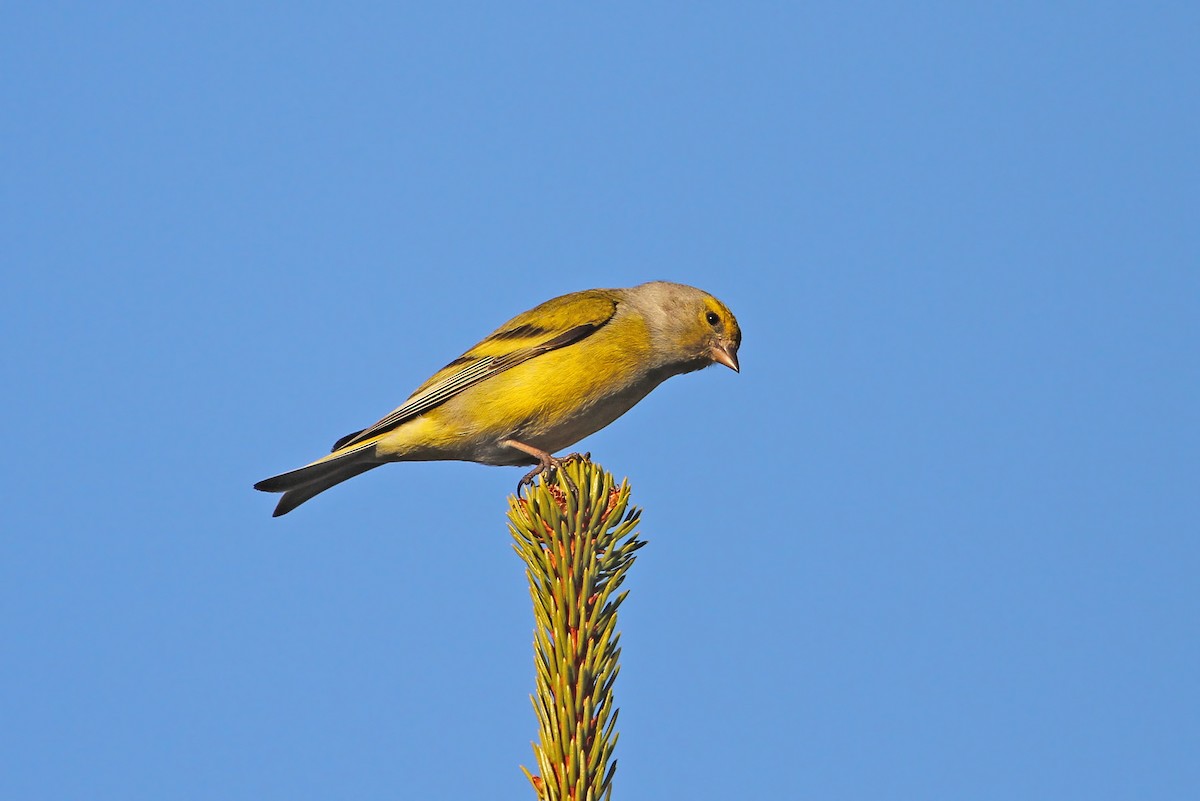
(509, 458, 645, 800)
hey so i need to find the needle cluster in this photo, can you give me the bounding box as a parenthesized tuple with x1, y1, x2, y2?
(508, 459, 646, 800)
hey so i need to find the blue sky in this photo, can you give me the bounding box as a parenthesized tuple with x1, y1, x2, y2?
(2, 3, 1197, 799)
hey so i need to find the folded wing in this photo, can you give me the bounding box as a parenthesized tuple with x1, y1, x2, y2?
(330, 290, 619, 452)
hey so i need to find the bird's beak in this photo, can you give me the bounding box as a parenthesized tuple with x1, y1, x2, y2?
(710, 342, 740, 373)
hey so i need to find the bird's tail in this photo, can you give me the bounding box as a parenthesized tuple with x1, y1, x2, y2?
(254, 444, 383, 517)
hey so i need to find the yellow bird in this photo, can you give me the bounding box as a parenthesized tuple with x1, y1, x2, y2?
(255, 281, 741, 516)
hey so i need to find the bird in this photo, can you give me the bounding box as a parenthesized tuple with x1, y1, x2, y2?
(254, 281, 741, 516)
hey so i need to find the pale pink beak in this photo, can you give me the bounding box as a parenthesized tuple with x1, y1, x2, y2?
(711, 342, 740, 373)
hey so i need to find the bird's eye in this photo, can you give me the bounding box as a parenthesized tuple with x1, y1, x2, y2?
(705, 311, 720, 327)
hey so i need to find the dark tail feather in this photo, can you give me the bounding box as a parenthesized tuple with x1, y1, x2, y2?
(331, 428, 366, 451)
(254, 445, 382, 516)
(270, 461, 381, 516)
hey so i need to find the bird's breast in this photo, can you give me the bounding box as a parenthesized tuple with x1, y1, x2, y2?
(442, 316, 661, 463)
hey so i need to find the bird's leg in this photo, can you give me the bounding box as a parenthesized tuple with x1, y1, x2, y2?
(504, 439, 581, 495)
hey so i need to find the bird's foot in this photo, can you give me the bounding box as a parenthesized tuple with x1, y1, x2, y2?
(507, 441, 590, 496)
(516, 454, 578, 495)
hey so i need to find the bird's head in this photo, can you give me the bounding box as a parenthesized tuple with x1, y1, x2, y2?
(632, 281, 742, 374)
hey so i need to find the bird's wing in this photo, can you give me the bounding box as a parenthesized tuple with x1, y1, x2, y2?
(330, 290, 619, 451)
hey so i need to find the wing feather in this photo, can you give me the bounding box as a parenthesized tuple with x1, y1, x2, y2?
(329, 291, 618, 451)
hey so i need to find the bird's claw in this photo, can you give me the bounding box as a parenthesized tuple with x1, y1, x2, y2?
(515, 452, 590, 496)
